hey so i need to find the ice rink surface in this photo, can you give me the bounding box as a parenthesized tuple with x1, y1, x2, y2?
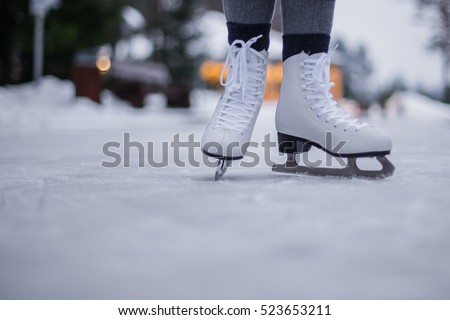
(1, 78, 449, 299)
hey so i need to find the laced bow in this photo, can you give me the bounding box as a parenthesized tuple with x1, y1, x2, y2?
(213, 36, 267, 134)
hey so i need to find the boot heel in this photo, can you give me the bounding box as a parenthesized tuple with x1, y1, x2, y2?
(278, 132, 311, 154)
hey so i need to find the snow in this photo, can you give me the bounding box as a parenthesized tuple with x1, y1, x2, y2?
(386, 91, 450, 121)
(1, 77, 450, 299)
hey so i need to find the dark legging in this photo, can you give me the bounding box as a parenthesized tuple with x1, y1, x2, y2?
(223, 0, 335, 34)
(223, 0, 336, 58)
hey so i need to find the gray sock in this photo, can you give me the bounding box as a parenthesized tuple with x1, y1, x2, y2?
(281, 0, 336, 35)
(222, 0, 276, 24)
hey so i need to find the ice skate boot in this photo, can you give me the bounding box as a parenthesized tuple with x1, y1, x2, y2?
(273, 50, 394, 178)
(201, 36, 269, 180)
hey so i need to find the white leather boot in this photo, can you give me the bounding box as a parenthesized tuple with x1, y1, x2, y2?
(201, 36, 269, 160)
(273, 51, 394, 178)
(276, 51, 392, 155)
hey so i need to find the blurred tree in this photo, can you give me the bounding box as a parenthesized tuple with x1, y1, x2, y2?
(45, 0, 130, 78)
(415, 0, 450, 103)
(149, 0, 205, 107)
(335, 38, 376, 109)
(0, 0, 131, 84)
(0, 0, 33, 84)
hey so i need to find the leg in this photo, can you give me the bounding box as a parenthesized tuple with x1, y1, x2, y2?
(201, 1, 274, 180)
(274, 0, 395, 179)
(281, 0, 336, 60)
(223, 0, 276, 51)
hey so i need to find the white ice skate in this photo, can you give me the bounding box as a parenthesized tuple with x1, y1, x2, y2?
(201, 36, 269, 180)
(273, 50, 395, 178)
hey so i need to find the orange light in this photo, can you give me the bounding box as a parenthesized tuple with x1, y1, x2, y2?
(199, 60, 343, 101)
(96, 55, 111, 73)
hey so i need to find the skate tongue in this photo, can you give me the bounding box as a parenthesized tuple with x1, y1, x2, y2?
(220, 35, 264, 101)
(311, 45, 338, 85)
(312, 53, 331, 85)
(305, 50, 368, 131)
(215, 36, 267, 133)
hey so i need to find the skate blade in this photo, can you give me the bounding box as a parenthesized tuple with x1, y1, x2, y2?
(273, 155, 395, 179)
(215, 159, 232, 181)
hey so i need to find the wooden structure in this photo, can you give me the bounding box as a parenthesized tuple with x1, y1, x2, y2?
(199, 60, 344, 101)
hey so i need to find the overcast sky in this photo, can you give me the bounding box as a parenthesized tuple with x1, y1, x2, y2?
(332, 0, 442, 91)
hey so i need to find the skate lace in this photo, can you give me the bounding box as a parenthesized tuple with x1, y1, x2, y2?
(213, 35, 268, 134)
(301, 48, 368, 131)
